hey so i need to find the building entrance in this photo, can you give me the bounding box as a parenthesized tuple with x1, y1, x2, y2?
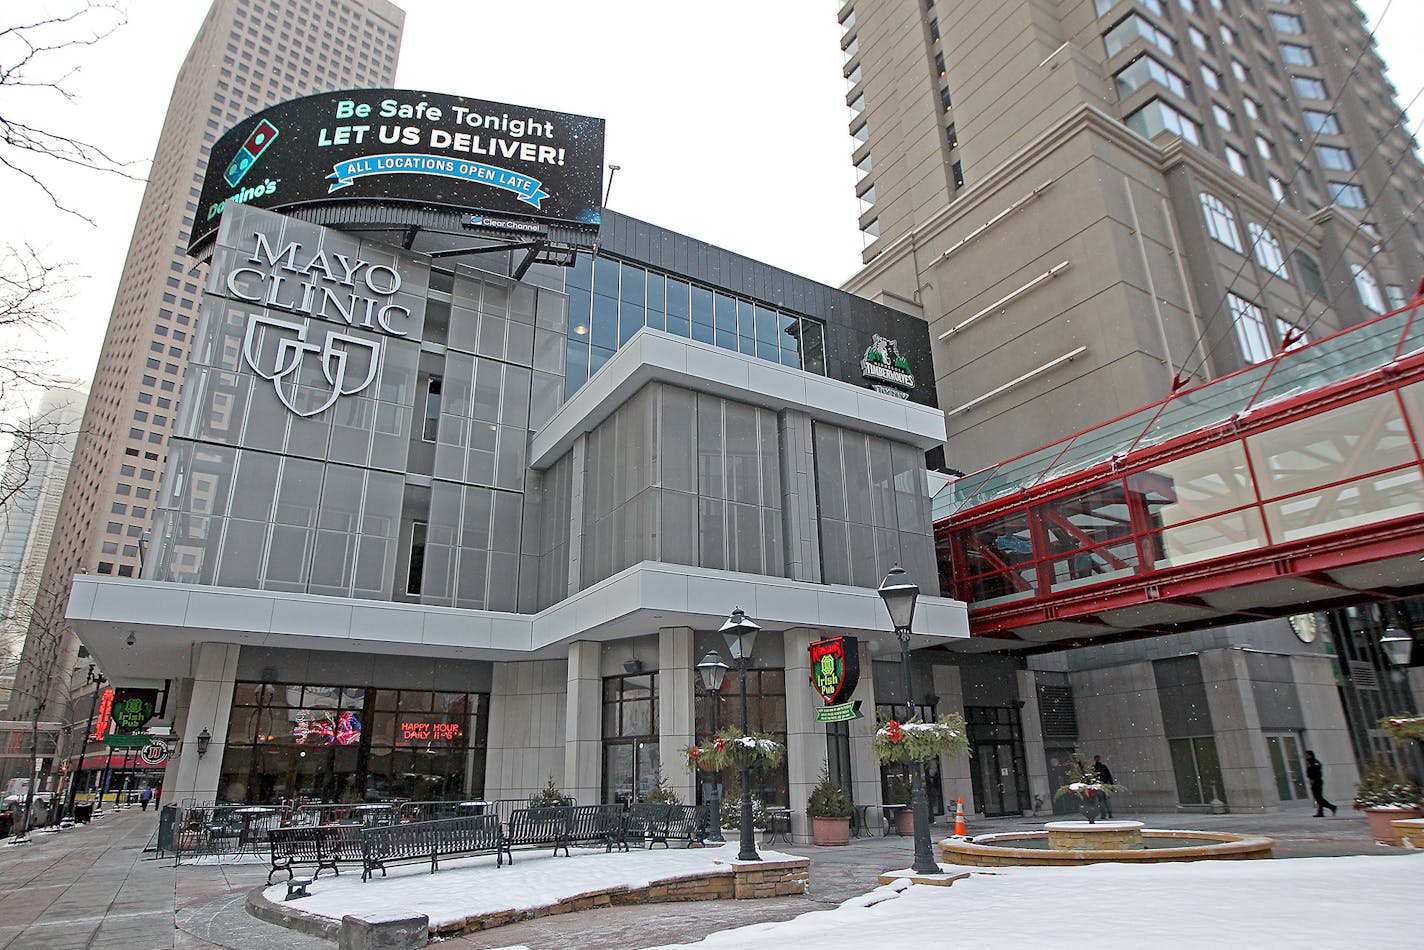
(966, 705, 1029, 816)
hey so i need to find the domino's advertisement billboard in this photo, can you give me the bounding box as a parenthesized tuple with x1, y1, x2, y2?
(191, 89, 606, 253)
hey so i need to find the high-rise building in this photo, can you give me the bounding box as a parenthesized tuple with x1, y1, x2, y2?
(841, 0, 1424, 469)
(0, 388, 85, 708)
(9, 0, 404, 733)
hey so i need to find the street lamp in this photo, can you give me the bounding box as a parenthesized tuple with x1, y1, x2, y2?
(878, 565, 939, 876)
(696, 650, 731, 844)
(1381, 626, 1414, 667)
(720, 607, 761, 861)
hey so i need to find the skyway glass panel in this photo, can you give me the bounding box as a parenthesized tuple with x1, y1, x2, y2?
(1248, 310, 1409, 411)
(952, 443, 1071, 512)
(1134, 363, 1272, 451)
(1038, 404, 1164, 484)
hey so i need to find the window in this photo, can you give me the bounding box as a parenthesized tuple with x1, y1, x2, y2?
(1303, 110, 1340, 135)
(1275, 318, 1308, 351)
(1188, 26, 1209, 52)
(1268, 12, 1303, 34)
(1254, 135, 1274, 161)
(1225, 146, 1248, 176)
(1279, 43, 1314, 66)
(1386, 285, 1408, 310)
(1242, 98, 1261, 121)
(421, 377, 442, 441)
(1200, 63, 1222, 91)
(1352, 264, 1385, 314)
(1115, 55, 1189, 100)
(406, 521, 427, 595)
(1126, 98, 1201, 145)
(1104, 14, 1176, 58)
(1231, 59, 1249, 84)
(1315, 144, 1352, 171)
(1269, 175, 1287, 203)
(854, 153, 872, 181)
(858, 184, 877, 213)
(1212, 103, 1235, 132)
(1218, 24, 1235, 47)
(1200, 192, 1243, 251)
(1248, 222, 1288, 277)
(1228, 294, 1273, 363)
(1329, 181, 1366, 209)
(1291, 75, 1327, 99)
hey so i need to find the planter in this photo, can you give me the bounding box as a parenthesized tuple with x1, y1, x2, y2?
(1364, 805, 1423, 845)
(811, 816, 850, 846)
(895, 809, 916, 836)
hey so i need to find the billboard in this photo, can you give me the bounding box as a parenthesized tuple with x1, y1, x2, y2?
(192, 89, 606, 253)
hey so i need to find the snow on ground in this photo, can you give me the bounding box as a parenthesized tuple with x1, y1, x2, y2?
(651, 853, 1424, 949)
(268, 842, 795, 927)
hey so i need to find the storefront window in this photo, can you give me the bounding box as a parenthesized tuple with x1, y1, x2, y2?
(603, 672, 658, 804)
(693, 668, 789, 808)
(219, 680, 489, 804)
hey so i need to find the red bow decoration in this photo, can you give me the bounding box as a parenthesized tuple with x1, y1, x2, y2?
(886, 720, 904, 743)
(714, 737, 726, 751)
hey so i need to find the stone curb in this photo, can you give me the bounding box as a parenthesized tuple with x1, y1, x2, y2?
(245, 858, 810, 940)
(246, 883, 341, 942)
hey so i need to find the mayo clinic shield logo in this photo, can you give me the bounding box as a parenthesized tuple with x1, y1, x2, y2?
(242, 314, 380, 417)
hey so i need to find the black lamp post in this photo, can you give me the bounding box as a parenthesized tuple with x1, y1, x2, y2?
(696, 650, 731, 844)
(1381, 626, 1414, 667)
(879, 565, 939, 875)
(65, 667, 105, 820)
(720, 607, 761, 861)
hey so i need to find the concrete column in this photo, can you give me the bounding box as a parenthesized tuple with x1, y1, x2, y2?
(848, 639, 883, 829)
(485, 659, 568, 802)
(777, 409, 821, 583)
(782, 627, 823, 842)
(1017, 669, 1051, 815)
(1293, 654, 1360, 802)
(561, 643, 601, 803)
(1201, 648, 1274, 812)
(658, 627, 696, 804)
(566, 434, 587, 596)
(932, 663, 975, 816)
(168, 642, 239, 805)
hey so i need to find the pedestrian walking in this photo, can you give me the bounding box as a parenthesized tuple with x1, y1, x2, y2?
(139, 786, 153, 811)
(1305, 751, 1337, 817)
(1092, 755, 1115, 819)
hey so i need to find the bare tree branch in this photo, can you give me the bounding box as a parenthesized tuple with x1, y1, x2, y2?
(0, 2, 137, 221)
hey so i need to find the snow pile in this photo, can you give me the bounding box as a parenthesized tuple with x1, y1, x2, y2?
(266, 842, 795, 928)
(653, 854, 1424, 949)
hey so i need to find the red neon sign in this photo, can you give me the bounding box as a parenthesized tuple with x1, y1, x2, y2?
(399, 721, 463, 742)
(91, 689, 115, 740)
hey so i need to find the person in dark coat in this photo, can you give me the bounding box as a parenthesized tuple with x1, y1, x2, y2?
(1305, 750, 1337, 817)
(139, 787, 153, 811)
(1092, 755, 1115, 819)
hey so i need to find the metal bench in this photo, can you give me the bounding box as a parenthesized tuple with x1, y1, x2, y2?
(268, 824, 365, 884)
(625, 803, 706, 848)
(360, 813, 504, 882)
(568, 804, 628, 852)
(501, 806, 573, 863)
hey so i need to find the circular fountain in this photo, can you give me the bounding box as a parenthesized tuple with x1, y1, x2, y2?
(940, 819, 1273, 867)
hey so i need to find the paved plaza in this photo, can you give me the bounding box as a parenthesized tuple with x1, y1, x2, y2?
(0, 805, 1411, 949)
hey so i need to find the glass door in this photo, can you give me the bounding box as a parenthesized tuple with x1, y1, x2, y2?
(965, 706, 1029, 816)
(1265, 733, 1308, 801)
(603, 739, 660, 805)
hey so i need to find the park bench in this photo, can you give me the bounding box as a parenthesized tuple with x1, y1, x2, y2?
(360, 813, 504, 882)
(268, 824, 364, 884)
(568, 804, 628, 852)
(627, 803, 708, 848)
(501, 806, 573, 863)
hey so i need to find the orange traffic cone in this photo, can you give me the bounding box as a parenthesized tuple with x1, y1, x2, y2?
(953, 798, 967, 837)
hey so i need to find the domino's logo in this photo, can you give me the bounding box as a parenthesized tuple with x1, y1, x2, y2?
(224, 119, 279, 188)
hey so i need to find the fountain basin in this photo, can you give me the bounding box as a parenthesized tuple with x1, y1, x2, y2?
(940, 828, 1273, 867)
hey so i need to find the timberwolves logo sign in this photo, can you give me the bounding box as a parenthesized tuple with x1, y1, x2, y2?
(809, 636, 862, 723)
(222, 229, 414, 417)
(861, 334, 915, 400)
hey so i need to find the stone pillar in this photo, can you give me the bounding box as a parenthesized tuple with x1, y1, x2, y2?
(561, 643, 601, 803)
(777, 410, 821, 583)
(1017, 669, 1051, 815)
(782, 627, 819, 842)
(848, 639, 883, 828)
(169, 642, 239, 804)
(1292, 654, 1360, 800)
(1201, 648, 1274, 812)
(932, 663, 975, 816)
(485, 659, 568, 801)
(566, 434, 587, 597)
(658, 627, 696, 804)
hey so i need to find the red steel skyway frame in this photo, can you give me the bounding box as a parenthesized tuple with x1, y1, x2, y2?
(934, 289, 1424, 651)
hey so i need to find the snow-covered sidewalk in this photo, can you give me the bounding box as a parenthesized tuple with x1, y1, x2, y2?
(266, 842, 796, 929)
(653, 853, 1424, 948)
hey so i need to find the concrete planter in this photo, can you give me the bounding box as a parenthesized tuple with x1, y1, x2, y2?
(1391, 817, 1424, 848)
(1364, 806, 1423, 845)
(811, 817, 850, 846)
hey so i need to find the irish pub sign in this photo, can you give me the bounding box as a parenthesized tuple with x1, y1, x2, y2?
(809, 636, 862, 723)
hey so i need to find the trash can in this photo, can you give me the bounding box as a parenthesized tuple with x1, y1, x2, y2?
(74, 802, 94, 823)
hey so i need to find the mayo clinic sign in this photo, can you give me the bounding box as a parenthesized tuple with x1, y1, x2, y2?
(222, 229, 414, 417)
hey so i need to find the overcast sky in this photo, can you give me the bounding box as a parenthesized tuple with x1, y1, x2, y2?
(5, 0, 1421, 392)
